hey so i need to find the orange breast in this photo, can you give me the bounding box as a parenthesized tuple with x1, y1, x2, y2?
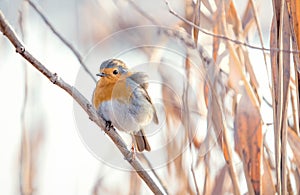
(93, 76, 132, 109)
(93, 82, 113, 109)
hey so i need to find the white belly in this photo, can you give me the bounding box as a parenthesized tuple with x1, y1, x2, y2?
(99, 99, 154, 133)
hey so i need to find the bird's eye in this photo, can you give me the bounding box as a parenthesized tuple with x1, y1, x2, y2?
(113, 69, 119, 75)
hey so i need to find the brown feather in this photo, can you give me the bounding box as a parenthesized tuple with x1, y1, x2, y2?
(134, 129, 151, 152)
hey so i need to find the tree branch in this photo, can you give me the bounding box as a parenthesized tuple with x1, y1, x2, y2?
(0, 10, 164, 195)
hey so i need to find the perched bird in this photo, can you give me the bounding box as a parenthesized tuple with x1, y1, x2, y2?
(92, 59, 158, 152)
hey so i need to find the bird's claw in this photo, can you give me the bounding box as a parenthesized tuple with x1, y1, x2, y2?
(105, 121, 112, 131)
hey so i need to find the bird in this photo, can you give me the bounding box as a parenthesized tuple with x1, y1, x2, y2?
(92, 59, 158, 152)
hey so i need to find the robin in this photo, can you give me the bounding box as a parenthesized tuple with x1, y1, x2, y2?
(92, 59, 158, 152)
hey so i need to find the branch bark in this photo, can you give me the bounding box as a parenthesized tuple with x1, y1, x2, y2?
(0, 10, 164, 195)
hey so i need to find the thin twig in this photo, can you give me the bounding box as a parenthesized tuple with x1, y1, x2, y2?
(278, 1, 288, 194)
(0, 10, 164, 195)
(249, 0, 272, 89)
(190, 147, 200, 195)
(164, 0, 300, 54)
(139, 153, 169, 194)
(26, 0, 96, 83)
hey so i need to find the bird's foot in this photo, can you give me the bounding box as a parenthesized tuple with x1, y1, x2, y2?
(105, 121, 113, 131)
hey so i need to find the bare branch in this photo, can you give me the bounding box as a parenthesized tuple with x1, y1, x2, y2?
(26, 0, 96, 83)
(0, 10, 164, 195)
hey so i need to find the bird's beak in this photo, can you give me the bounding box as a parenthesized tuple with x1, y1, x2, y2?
(96, 72, 107, 77)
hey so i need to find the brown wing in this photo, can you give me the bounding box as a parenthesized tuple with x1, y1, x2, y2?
(129, 72, 159, 124)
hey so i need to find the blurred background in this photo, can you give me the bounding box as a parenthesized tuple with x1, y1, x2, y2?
(1, 0, 300, 194)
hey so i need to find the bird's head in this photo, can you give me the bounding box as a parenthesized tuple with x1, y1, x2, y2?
(96, 59, 129, 82)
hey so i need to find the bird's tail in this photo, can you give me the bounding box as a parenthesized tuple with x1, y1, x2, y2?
(134, 129, 151, 152)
